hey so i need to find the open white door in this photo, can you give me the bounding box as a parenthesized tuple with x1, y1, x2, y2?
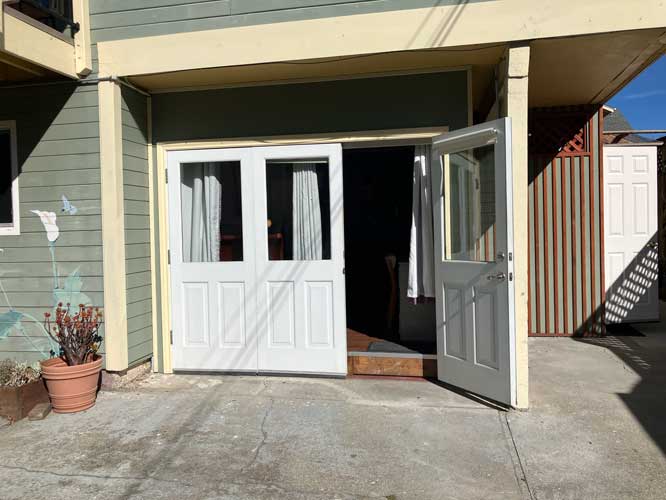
(432, 118, 516, 406)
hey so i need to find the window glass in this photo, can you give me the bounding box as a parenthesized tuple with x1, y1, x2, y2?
(180, 161, 243, 262)
(265, 159, 331, 261)
(0, 130, 13, 226)
(442, 144, 496, 262)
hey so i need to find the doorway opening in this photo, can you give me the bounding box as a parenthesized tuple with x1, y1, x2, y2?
(343, 145, 437, 377)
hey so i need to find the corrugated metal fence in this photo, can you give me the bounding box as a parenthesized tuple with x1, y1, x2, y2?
(528, 107, 605, 336)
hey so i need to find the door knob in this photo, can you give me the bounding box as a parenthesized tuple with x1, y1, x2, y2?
(487, 272, 506, 282)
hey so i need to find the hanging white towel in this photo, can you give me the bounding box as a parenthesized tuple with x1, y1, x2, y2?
(293, 164, 323, 260)
(408, 145, 435, 300)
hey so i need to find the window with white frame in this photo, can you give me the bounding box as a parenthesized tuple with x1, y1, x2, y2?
(0, 121, 19, 235)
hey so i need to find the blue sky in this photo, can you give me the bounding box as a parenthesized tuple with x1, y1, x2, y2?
(608, 55, 666, 133)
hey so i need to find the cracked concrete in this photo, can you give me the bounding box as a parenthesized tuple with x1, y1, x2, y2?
(1, 328, 665, 500)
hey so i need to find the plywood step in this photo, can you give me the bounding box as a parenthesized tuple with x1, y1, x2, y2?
(347, 355, 437, 378)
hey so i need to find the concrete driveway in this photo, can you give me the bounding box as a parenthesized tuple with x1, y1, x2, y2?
(1, 329, 664, 499)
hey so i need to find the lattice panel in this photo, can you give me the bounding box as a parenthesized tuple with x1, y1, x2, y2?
(529, 109, 592, 156)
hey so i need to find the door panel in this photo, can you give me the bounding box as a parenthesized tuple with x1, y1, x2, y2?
(168, 149, 258, 371)
(603, 146, 659, 323)
(253, 145, 347, 375)
(432, 118, 516, 406)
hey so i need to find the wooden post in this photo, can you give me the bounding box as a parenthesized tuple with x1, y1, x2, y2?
(499, 42, 530, 409)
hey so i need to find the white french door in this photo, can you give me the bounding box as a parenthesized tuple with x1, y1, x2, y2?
(168, 144, 347, 375)
(431, 118, 516, 406)
(168, 148, 258, 371)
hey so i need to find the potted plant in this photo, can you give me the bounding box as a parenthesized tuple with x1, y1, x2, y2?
(0, 360, 48, 421)
(40, 303, 103, 414)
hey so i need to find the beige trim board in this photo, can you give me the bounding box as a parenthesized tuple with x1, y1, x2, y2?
(97, 0, 666, 79)
(153, 126, 448, 373)
(2, 8, 76, 78)
(72, 0, 92, 76)
(99, 80, 129, 371)
(501, 43, 530, 409)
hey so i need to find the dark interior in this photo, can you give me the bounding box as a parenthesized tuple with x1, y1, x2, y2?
(343, 146, 435, 353)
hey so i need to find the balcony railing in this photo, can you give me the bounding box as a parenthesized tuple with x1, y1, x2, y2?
(5, 0, 78, 37)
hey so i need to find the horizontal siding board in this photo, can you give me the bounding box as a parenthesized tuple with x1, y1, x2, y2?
(122, 124, 148, 145)
(125, 229, 151, 244)
(126, 258, 151, 275)
(20, 169, 101, 188)
(127, 298, 152, 319)
(0, 246, 103, 262)
(0, 276, 104, 292)
(128, 339, 153, 365)
(91, 1, 231, 30)
(1, 292, 104, 307)
(124, 185, 150, 201)
(123, 170, 149, 188)
(20, 215, 102, 232)
(122, 140, 148, 160)
(127, 285, 152, 303)
(19, 201, 101, 218)
(23, 122, 99, 142)
(21, 154, 100, 172)
(125, 200, 150, 216)
(123, 155, 152, 174)
(126, 271, 152, 289)
(128, 314, 152, 335)
(125, 216, 151, 232)
(0, 337, 53, 353)
(20, 185, 101, 203)
(0, 351, 46, 363)
(0, 262, 103, 278)
(30, 138, 100, 157)
(125, 242, 151, 259)
(0, 231, 102, 247)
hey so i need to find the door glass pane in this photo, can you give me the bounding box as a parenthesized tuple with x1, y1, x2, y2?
(180, 161, 243, 262)
(442, 144, 496, 262)
(265, 159, 331, 261)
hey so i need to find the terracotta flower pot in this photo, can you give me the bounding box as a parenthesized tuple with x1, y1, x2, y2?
(40, 355, 103, 414)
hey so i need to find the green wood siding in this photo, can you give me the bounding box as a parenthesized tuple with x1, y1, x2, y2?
(0, 84, 104, 363)
(89, 0, 487, 43)
(121, 87, 153, 367)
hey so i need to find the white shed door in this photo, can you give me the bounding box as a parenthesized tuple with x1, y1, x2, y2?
(603, 146, 659, 323)
(168, 144, 347, 375)
(432, 118, 516, 406)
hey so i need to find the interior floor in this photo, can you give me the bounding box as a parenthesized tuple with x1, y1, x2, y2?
(343, 146, 437, 359)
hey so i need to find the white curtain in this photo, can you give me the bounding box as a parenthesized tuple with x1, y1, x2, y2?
(181, 163, 221, 262)
(293, 164, 322, 260)
(408, 145, 435, 299)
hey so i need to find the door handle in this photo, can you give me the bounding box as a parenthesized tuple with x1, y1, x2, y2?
(487, 272, 506, 282)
